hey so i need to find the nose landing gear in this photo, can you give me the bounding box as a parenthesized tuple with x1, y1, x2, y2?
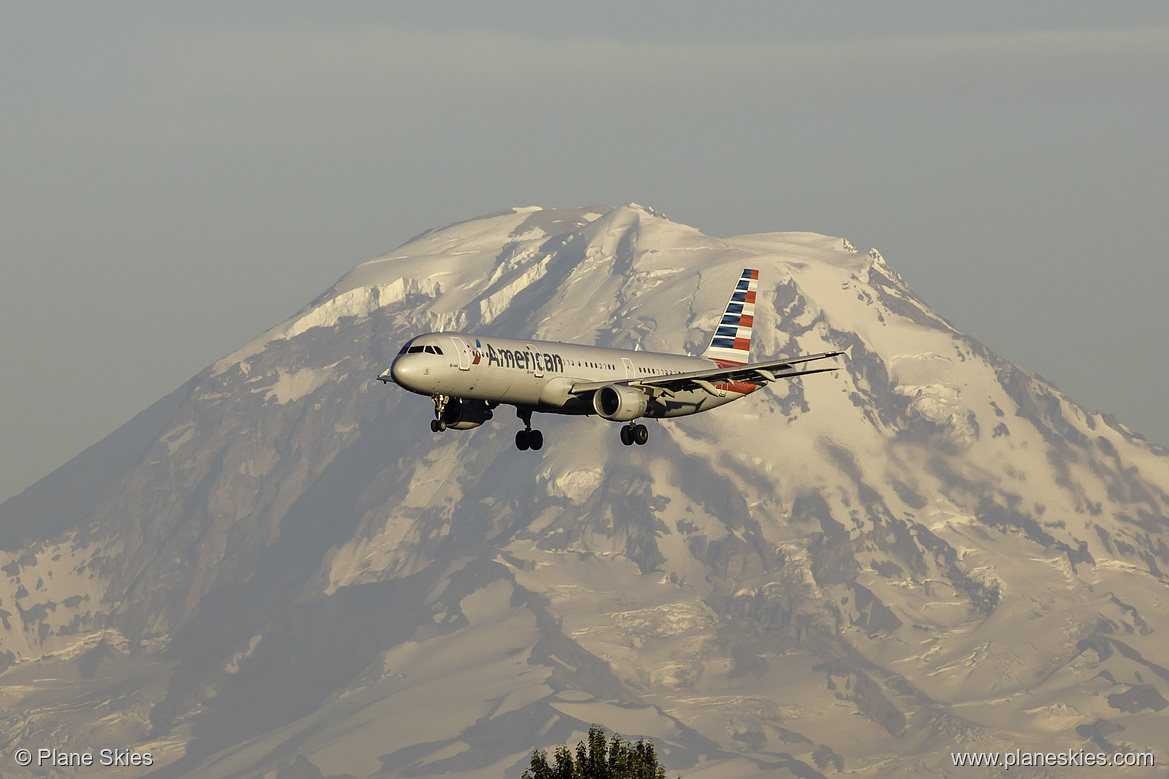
(431, 394, 450, 432)
(515, 408, 543, 451)
(620, 422, 648, 446)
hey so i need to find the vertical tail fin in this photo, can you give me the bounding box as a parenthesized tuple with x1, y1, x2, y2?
(701, 269, 758, 366)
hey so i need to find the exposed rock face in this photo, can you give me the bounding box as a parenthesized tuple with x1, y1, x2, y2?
(1, 205, 1166, 777)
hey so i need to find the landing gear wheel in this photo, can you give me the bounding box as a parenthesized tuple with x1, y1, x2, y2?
(430, 419, 441, 433)
(515, 408, 541, 452)
(633, 423, 648, 445)
(620, 426, 634, 446)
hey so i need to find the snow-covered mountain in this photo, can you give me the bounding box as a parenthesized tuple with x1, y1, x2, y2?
(2, 204, 1167, 778)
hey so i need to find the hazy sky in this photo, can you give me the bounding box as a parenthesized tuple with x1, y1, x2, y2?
(3, 2, 1168, 501)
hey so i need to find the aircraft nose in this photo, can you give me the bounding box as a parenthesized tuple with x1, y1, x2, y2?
(389, 356, 420, 388)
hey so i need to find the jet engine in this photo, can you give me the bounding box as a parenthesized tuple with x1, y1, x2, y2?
(592, 384, 648, 421)
(440, 399, 495, 430)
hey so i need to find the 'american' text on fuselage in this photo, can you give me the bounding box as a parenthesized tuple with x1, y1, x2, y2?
(481, 342, 565, 373)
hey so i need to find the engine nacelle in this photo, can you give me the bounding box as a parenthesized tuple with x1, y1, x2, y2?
(440, 399, 494, 430)
(592, 384, 648, 421)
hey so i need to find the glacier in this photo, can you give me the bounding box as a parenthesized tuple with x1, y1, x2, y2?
(1, 204, 1167, 777)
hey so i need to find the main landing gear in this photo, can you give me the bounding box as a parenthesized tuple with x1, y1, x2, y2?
(515, 408, 543, 451)
(620, 422, 648, 446)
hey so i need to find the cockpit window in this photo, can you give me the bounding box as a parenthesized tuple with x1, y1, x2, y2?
(430, 346, 443, 355)
(408, 345, 425, 354)
(424, 346, 437, 354)
(398, 344, 410, 355)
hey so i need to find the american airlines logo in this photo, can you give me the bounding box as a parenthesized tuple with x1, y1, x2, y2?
(481, 342, 565, 373)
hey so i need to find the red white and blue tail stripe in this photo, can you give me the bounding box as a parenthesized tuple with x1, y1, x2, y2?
(701, 269, 758, 366)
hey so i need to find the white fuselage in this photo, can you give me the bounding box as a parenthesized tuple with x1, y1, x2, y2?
(387, 332, 752, 418)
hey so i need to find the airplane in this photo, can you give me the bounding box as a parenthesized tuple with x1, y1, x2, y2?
(378, 269, 842, 450)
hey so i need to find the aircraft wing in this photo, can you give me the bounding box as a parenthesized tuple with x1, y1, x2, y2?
(570, 350, 844, 396)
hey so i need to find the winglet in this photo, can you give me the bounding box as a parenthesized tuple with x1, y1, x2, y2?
(701, 269, 758, 366)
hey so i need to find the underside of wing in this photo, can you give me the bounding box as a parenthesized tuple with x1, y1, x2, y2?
(569, 350, 844, 396)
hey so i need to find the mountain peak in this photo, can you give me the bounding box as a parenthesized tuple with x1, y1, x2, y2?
(2, 206, 1166, 778)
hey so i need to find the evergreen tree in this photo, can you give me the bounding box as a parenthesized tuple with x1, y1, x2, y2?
(521, 725, 674, 779)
